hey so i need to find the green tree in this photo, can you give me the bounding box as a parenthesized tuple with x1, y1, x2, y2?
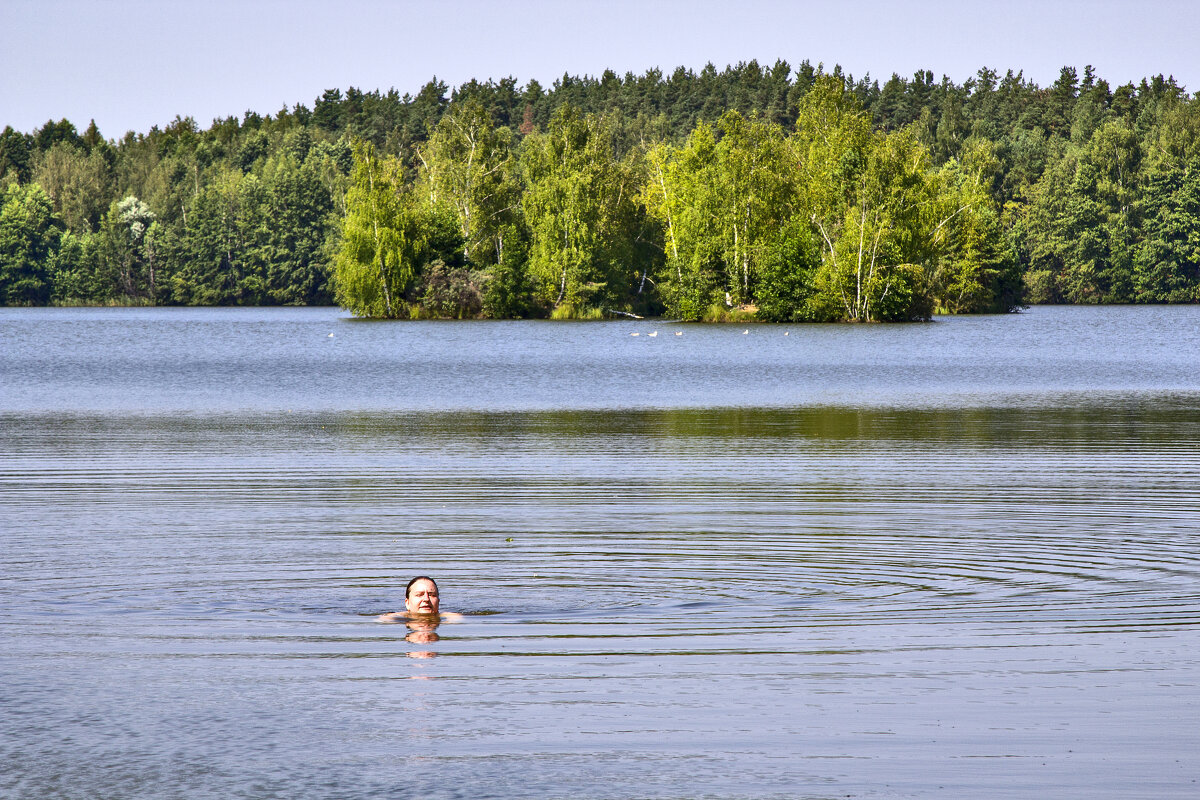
(0, 127, 34, 185)
(710, 111, 800, 304)
(0, 183, 61, 305)
(1025, 122, 1140, 303)
(48, 230, 103, 304)
(752, 216, 821, 322)
(416, 97, 520, 266)
(644, 112, 807, 319)
(97, 195, 161, 301)
(34, 119, 83, 153)
(334, 143, 429, 317)
(481, 222, 536, 317)
(643, 122, 725, 318)
(1133, 158, 1200, 301)
(797, 78, 936, 321)
(519, 104, 641, 314)
(815, 127, 938, 321)
(32, 141, 112, 233)
(259, 153, 335, 304)
(168, 167, 270, 304)
(1020, 150, 1072, 302)
(930, 138, 1022, 313)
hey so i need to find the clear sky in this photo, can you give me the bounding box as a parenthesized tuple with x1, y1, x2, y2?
(2, 0, 1198, 138)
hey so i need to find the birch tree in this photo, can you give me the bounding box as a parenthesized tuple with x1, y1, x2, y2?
(334, 143, 427, 317)
(520, 104, 639, 314)
(644, 113, 801, 319)
(711, 111, 799, 305)
(417, 98, 519, 266)
(796, 77, 937, 321)
(642, 123, 723, 318)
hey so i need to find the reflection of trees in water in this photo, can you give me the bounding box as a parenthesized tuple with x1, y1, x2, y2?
(337, 404, 1200, 449)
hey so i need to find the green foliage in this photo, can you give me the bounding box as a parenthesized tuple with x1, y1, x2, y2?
(97, 195, 160, 301)
(0, 183, 60, 304)
(520, 104, 641, 314)
(708, 111, 799, 303)
(167, 168, 277, 304)
(643, 122, 723, 319)
(801, 84, 939, 322)
(0, 126, 35, 184)
(1023, 121, 1141, 304)
(334, 144, 427, 317)
(257, 153, 336, 304)
(645, 111, 804, 319)
(419, 260, 484, 318)
(482, 223, 537, 318)
(32, 142, 111, 233)
(6, 62, 1200, 314)
(1133, 158, 1200, 302)
(48, 230, 103, 304)
(753, 219, 821, 322)
(929, 141, 1022, 313)
(417, 97, 519, 266)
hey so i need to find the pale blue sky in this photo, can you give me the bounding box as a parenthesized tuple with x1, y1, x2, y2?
(2, 0, 1197, 138)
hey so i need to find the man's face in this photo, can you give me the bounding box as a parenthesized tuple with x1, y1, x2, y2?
(405, 579, 440, 615)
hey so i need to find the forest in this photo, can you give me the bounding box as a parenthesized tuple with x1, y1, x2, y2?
(2, 60, 1198, 321)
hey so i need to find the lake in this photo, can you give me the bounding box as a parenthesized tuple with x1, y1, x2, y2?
(2, 305, 1199, 799)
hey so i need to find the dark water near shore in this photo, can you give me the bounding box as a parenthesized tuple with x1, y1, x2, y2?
(2, 306, 1199, 799)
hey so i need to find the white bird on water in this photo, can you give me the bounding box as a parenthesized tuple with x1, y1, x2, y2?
(327, 332, 334, 337)
(742, 329, 749, 335)
(648, 331, 658, 337)
(631, 332, 640, 336)
(675, 331, 683, 336)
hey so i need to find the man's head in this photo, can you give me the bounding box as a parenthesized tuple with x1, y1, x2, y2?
(404, 576, 440, 616)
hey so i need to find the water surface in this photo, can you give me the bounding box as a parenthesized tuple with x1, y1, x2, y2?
(2, 306, 1199, 799)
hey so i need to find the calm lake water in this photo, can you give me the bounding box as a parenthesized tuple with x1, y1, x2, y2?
(2, 306, 1199, 799)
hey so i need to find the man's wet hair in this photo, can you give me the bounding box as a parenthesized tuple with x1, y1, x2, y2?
(406, 576, 438, 598)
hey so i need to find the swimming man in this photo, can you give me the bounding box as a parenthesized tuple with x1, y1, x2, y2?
(377, 576, 463, 622)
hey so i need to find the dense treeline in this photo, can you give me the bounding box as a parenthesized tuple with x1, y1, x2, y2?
(2, 60, 1198, 318)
